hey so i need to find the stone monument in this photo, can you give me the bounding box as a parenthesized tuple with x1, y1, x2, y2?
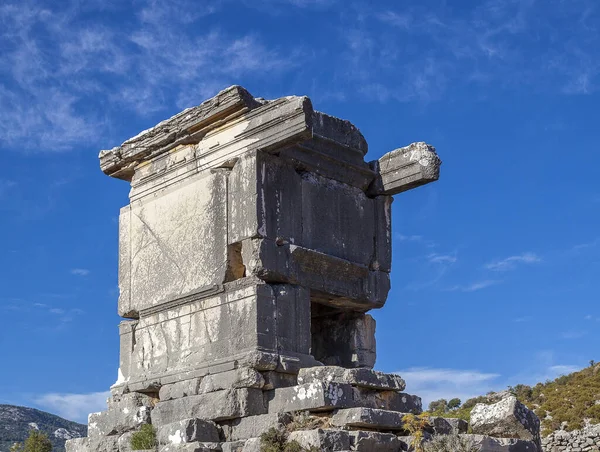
(66, 86, 540, 452)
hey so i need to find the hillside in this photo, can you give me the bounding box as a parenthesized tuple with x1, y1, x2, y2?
(0, 405, 86, 452)
(428, 363, 600, 436)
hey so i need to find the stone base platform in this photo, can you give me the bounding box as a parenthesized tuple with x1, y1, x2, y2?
(66, 367, 540, 452)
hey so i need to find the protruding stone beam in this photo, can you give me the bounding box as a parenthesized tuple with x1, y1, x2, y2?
(369, 142, 441, 196)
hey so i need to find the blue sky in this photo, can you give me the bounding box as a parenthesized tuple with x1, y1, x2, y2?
(0, 0, 598, 423)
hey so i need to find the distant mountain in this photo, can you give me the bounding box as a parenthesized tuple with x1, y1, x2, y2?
(0, 405, 86, 452)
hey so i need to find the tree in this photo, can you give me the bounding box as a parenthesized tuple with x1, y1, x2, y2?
(428, 399, 448, 414)
(448, 398, 462, 410)
(10, 431, 52, 452)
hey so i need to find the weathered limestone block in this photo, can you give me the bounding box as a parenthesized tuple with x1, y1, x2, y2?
(265, 382, 354, 413)
(118, 170, 228, 317)
(349, 431, 404, 451)
(287, 428, 351, 451)
(88, 393, 154, 437)
(220, 441, 246, 452)
(330, 407, 405, 430)
(66, 436, 120, 452)
(159, 442, 221, 452)
(198, 368, 264, 394)
(157, 418, 220, 445)
(240, 438, 261, 452)
(151, 388, 266, 425)
(352, 388, 422, 413)
(159, 378, 202, 401)
(261, 371, 297, 390)
(427, 416, 468, 435)
(219, 412, 292, 442)
(298, 366, 406, 391)
(311, 313, 377, 369)
(119, 282, 312, 390)
(370, 142, 441, 196)
(470, 395, 541, 444)
(461, 434, 540, 452)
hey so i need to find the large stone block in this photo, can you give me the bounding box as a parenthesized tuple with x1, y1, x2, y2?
(460, 434, 541, 452)
(151, 388, 266, 424)
(352, 389, 422, 414)
(220, 413, 293, 442)
(198, 368, 264, 394)
(265, 382, 354, 413)
(88, 393, 154, 437)
(118, 170, 228, 317)
(349, 431, 404, 451)
(427, 416, 468, 435)
(330, 407, 405, 430)
(159, 442, 221, 452)
(119, 283, 311, 389)
(157, 418, 220, 445)
(371, 142, 441, 196)
(287, 428, 350, 451)
(298, 366, 406, 391)
(470, 395, 541, 444)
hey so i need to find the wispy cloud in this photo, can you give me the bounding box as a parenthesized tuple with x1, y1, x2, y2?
(70, 268, 90, 276)
(561, 330, 587, 340)
(428, 253, 457, 264)
(397, 367, 501, 408)
(34, 391, 110, 423)
(447, 279, 500, 292)
(0, 1, 301, 152)
(485, 252, 541, 271)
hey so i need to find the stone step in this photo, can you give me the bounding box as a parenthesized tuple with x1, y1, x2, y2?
(288, 429, 350, 451)
(157, 418, 220, 445)
(298, 366, 406, 392)
(151, 388, 266, 424)
(265, 382, 422, 414)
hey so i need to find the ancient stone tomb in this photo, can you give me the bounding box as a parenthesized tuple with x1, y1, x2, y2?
(66, 86, 541, 451)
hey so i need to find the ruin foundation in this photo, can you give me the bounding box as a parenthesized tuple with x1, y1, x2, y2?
(67, 86, 540, 452)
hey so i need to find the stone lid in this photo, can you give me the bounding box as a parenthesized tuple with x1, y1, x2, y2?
(99, 85, 368, 181)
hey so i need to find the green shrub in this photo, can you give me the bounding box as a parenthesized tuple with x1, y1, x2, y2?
(130, 424, 156, 450)
(10, 430, 52, 452)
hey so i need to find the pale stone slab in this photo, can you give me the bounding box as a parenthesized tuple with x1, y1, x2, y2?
(88, 393, 153, 437)
(160, 378, 202, 401)
(151, 388, 266, 424)
(461, 434, 540, 452)
(353, 389, 422, 414)
(297, 366, 406, 391)
(265, 382, 354, 413)
(157, 418, 220, 445)
(119, 170, 228, 316)
(159, 442, 221, 452)
(428, 416, 468, 435)
(330, 407, 405, 430)
(349, 431, 404, 451)
(470, 395, 541, 444)
(219, 412, 293, 442)
(118, 283, 311, 389)
(198, 368, 264, 394)
(373, 142, 441, 196)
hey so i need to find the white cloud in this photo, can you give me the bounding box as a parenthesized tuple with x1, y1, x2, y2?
(397, 367, 501, 409)
(71, 268, 90, 276)
(561, 330, 587, 340)
(428, 253, 457, 264)
(447, 280, 500, 292)
(34, 391, 110, 423)
(485, 252, 541, 271)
